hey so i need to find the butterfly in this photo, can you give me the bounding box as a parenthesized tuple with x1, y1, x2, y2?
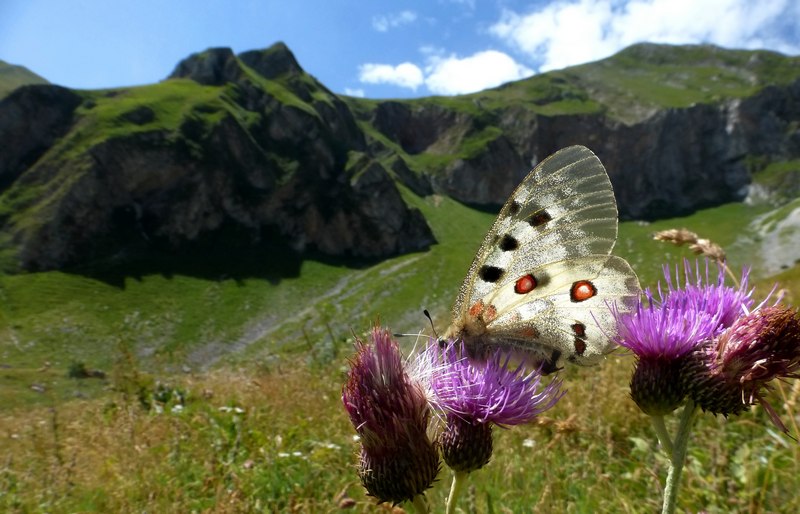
(443, 145, 641, 373)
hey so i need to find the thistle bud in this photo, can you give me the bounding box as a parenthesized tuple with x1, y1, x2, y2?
(684, 306, 800, 427)
(342, 328, 440, 504)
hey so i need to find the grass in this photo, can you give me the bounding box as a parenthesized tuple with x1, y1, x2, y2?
(0, 60, 48, 98)
(1, 346, 798, 512)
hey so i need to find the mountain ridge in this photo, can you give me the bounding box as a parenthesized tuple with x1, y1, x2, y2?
(0, 41, 799, 273)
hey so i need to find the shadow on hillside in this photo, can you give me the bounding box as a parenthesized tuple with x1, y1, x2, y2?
(60, 238, 383, 289)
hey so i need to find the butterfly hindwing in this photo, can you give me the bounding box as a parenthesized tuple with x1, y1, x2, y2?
(480, 255, 640, 365)
(445, 145, 641, 369)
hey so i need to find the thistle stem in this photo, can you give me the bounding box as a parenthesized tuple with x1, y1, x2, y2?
(446, 470, 468, 514)
(650, 415, 674, 455)
(411, 494, 429, 514)
(662, 399, 698, 514)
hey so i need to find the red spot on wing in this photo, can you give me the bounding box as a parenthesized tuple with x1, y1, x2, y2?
(571, 323, 586, 337)
(570, 280, 597, 302)
(514, 274, 537, 294)
(574, 338, 587, 356)
(571, 322, 587, 355)
(484, 304, 498, 322)
(521, 326, 540, 339)
(468, 300, 484, 318)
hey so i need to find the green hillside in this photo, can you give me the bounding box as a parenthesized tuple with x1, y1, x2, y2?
(0, 183, 793, 408)
(0, 59, 48, 97)
(345, 43, 800, 182)
(350, 43, 800, 129)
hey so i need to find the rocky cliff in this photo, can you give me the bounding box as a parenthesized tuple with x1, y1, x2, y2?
(1, 42, 799, 272)
(0, 44, 434, 271)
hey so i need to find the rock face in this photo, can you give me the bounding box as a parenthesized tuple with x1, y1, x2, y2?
(0, 85, 82, 190)
(365, 80, 800, 219)
(1, 42, 799, 272)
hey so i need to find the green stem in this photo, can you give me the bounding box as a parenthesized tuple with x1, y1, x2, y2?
(662, 400, 698, 514)
(446, 470, 468, 514)
(650, 415, 674, 455)
(411, 494, 429, 514)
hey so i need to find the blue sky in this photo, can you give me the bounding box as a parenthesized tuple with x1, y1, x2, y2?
(1, 0, 798, 99)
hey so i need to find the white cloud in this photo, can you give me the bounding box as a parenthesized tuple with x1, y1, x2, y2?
(357, 50, 532, 95)
(490, 0, 800, 72)
(358, 62, 425, 90)
(425, 50, 533, 95)
(372, 10, 418, 32)
(357, 49, 533, 95)
(343, 88, 365, 97)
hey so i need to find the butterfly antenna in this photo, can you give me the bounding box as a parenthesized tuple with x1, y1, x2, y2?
(392, 310, 439, 343)
(422, 309, 438, 339)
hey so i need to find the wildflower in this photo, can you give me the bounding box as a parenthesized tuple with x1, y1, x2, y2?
(342, 328, 440, 505)
(684, 305, 800, 428)
(613, 260, 754, 415)
(658, 262, 753, 330)
(422, 341, 563, 472)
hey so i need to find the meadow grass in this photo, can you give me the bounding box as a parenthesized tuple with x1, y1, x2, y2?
(1, 190, 799, 512)
(1, 348, 798, 513)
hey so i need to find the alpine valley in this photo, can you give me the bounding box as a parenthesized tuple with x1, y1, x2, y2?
(1, 41, 799, 372)
(2, 41, 800, 513)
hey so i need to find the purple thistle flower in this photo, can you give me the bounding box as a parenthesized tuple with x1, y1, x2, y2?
(427, 341, 564, 426)
(342, 327, 440, 504)
(612, 260, 755, 415)
(614, 292, 720, 360)
(684, 305, 800, 430)
(417, 340, 564, 472)
(658, 260, 754, 331)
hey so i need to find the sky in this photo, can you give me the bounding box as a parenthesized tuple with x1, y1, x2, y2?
(1, 0, 799, 99)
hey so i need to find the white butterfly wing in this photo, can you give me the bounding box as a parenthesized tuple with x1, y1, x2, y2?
(445, 145, 641, 369)
(479, 255, 640, 366)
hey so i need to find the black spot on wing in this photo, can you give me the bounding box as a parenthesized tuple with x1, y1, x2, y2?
(499, 234, 519, 251)
(571, 323, 588, 356)
(571, 322, 586, 338)
(478, 265, 504, 283)
(529, 209, 552, 227)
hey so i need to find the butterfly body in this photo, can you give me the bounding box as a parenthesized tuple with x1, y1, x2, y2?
(444, 146, 641, 371)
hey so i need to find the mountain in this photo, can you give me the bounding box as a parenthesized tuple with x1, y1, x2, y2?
(1, 42, 799, 273)
(0, 60, 48, 98)
(350, 43, 800, 218)
(0, 44, 434, 272)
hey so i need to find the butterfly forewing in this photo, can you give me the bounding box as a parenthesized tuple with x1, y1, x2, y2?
(446, 145, 641, 370)
(453, 146, 620, 317)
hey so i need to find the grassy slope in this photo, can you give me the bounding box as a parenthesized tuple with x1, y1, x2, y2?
(0, 60, 49, 97)
(0, 192, 793, 408)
